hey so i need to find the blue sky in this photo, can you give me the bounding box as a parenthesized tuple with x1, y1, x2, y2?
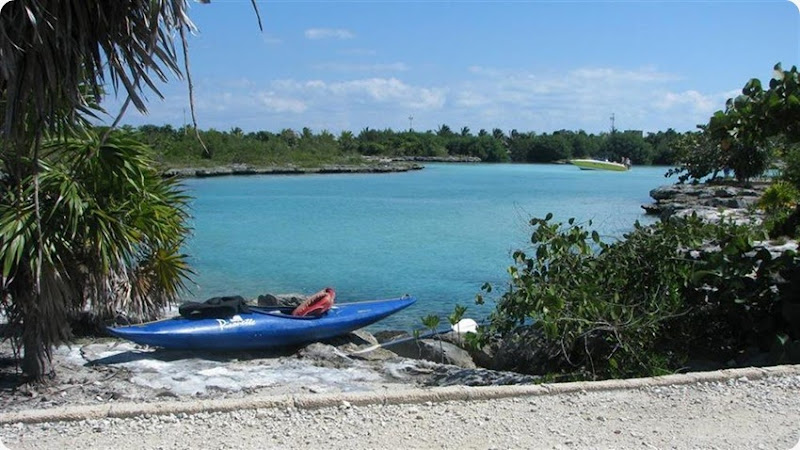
(103, 0, 800, 135)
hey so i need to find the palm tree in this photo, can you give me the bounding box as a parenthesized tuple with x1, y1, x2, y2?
(1, 129, 192, 378)
(338, 130, 356, 153)
(0, 0, 259, 381)
(436, 124, 453, 137)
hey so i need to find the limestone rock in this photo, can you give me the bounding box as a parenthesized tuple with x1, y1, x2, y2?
(384, 359, 539, 386)
(296, 343, 355, 369)
(426, 366, 540, 387)
(163, 163, 423, 178)
(485, 326, 565, 375)
(388, 338, 477, 369)
(321, 330, 397, 362)
(374, 330, 410, 343)
(324, 329, 379, 352)
(643, 181, 767, 225)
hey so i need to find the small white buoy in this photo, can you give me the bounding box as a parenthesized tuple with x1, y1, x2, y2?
(452, 318, 478, 334)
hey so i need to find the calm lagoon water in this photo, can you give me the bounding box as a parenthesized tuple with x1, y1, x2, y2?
(180, 163, 671, 330)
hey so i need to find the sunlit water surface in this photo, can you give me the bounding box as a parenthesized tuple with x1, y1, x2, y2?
(180, 163, 671, 330)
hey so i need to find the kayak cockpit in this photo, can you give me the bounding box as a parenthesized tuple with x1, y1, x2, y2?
(250, 306, 338, 320)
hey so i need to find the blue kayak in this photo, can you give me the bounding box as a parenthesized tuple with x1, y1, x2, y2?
(107, 296, 415, 350)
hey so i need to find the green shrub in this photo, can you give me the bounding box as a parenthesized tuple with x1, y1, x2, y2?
(759, 181, 799, 213)
(759, 181, 800, 238)
(475, 214, 800, 379)
(781, 145, 800, 188)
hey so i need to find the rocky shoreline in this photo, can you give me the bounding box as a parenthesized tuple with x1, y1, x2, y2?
(163, 161, 424, 178)
(0, 328, 536, 416)
(642, 181, 767, 225)
(162, 154, 483, 178)
(642, 180, 798, 264)
(373, 155, 482, 163)
(0, 293, 537, 416)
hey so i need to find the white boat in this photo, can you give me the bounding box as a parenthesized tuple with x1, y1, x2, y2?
(570, 159, 630, 172)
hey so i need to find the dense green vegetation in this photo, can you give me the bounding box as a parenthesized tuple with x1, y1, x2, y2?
(668, 63, 800, 237)
(1, 0, 197, 381)
(670, 63, 800, 185)
(130, 123, 686, 168)
(468, 64, 800, 380)
(475, 215, 799, 379)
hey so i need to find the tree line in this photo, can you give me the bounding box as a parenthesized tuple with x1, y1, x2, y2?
(128, 123, 689, 167)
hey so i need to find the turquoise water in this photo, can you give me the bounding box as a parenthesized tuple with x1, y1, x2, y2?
(180, 163, 671, 330)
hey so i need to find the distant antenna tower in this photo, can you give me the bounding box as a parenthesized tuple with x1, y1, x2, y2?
(610, 113, 616, 133)
(408, 115, 414, 131)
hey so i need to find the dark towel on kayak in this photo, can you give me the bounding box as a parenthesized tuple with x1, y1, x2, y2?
(179, 296, 250, 318)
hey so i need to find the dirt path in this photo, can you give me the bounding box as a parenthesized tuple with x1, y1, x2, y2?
(2, 368, 799, 449)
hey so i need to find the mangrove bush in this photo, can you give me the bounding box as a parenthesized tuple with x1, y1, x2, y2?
(476, 215, 800, 379)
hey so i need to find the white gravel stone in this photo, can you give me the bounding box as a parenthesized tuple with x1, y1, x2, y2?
(2, 373, 799, 449)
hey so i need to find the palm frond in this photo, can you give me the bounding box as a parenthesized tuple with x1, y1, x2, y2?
(1, 0, 194, 142)
(2, 129, 193, 334)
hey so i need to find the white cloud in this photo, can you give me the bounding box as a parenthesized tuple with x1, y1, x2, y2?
(224, 78, 257, 89)
(456, 90, 491, 108)
(262, 34, 283, 45)
(655, 90, 720, 114)
(268, 77, 446, 110)
(451, 66, 728, 132)
(570, 67, 682, 83)
(339, 48, 378, 56)
(312, 62, 409, 73)
(258, 93, 307, 113)
(305, 28, 355, 40)
(108, 66, 734, 134)
(333, 78, 446, 109)
(305, 80, 327, 90)
(468, 66, 501, 76)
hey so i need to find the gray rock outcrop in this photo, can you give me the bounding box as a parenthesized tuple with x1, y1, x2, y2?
(163, 162, 423, 178)
(642, 181, 798, 256)
(382, 359, 539, 386)
(643, 182, 766, 225)
(296, 343, 357, 369)
(386, 338, 477, 369)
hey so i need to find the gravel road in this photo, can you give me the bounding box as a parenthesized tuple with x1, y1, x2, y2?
(3, 373, 799, 449)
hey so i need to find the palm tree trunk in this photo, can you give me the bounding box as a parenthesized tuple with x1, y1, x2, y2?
(24, 126, 52, 382)
(179, 24, 211, 159)
(20, 294, 55, 382)
(22, 338, 54, 382)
